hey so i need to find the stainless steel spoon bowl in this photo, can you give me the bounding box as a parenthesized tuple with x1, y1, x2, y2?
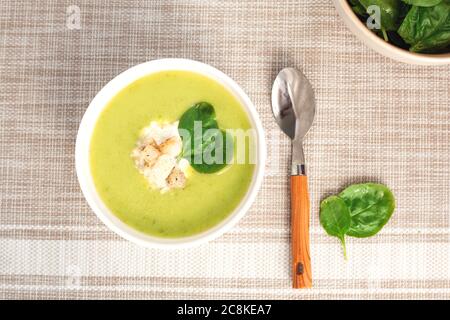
(272, 68, 316, 172)
(271, 67, 316, 288)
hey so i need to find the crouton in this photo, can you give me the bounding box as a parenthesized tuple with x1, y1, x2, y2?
(132, 121, 189, 192)
(145, 154, 176, 189)
(159, 136, 182, 157)
(142, 143, 160, 167)
(166, 167, 186, 189)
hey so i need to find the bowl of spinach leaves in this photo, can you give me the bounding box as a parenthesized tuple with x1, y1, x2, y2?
(334, 0, 450, 65)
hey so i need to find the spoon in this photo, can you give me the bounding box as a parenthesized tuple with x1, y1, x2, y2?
(271, 68, 316, 288)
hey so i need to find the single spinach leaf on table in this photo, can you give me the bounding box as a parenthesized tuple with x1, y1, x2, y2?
(178, 102, 233, 174)
(319, 182, 395, 259)
(398, 2, 450, 52)
(320, 195, 351, 259)
(339, 183, 395, 238)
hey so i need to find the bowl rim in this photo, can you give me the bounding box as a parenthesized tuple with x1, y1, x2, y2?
(75, 58, 266, 249)
(333, 0, 450, 65)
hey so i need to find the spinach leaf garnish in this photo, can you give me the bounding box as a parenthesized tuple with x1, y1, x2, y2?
(178, 102, 233, 174)
(319, 183, 395, 259)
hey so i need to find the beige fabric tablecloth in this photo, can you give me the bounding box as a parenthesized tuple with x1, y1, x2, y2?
(1, 0, 449, 300)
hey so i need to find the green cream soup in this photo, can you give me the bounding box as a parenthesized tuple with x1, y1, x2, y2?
(90, 71, 255, 237)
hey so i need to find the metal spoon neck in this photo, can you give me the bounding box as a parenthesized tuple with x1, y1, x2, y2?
(291, 138, 306, 176)
(292, 164, 306, 176)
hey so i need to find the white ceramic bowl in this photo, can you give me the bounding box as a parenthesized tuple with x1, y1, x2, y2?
(76, 59, 266, 248)
(333, 0, 450, 65)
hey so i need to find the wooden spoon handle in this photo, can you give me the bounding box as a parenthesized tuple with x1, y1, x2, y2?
(291, 175, 312, 288)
